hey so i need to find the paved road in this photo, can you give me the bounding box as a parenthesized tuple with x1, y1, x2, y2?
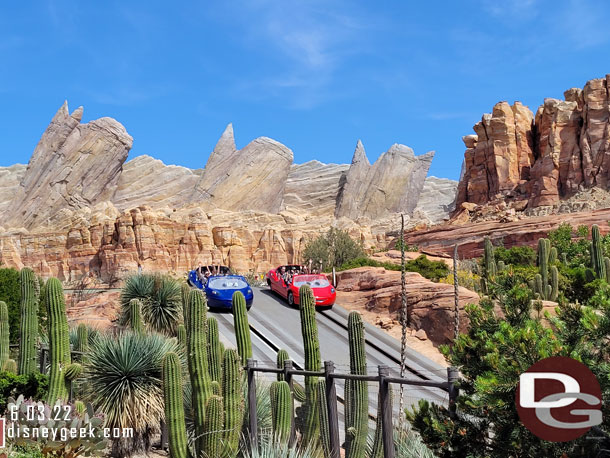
(211, 286, 449, 423)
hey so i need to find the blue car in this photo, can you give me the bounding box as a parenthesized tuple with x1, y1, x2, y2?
(188, 269, 253, 310)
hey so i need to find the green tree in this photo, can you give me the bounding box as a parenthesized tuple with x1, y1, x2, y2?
(302, 228, 364, 272)
(407, 283, 607, 457)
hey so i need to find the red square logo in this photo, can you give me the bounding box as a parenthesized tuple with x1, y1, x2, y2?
(0, 418, 5, 448)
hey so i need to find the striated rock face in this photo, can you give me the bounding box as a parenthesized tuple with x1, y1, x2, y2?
(0, 164, 26, 216)
(283, 160, 349, 217)
(335, 141, 434, 220)
(335, 267, 477, 345)
(114, 155, 202, 210)
(455, 75, 610, 212)
(414, 177, 457, 223)
(404, 207, 610, 258)
(0, 203, 393, 282)
(195, 124, 293, 214)
(5, 102, 133, 230)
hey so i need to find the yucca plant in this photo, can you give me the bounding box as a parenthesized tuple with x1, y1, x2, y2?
(244, 434, 324, 458)
(83, 331, 181, 456)
(120, 274, 182, 335)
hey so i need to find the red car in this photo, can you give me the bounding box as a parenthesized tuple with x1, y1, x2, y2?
(266, 265, 336, 308)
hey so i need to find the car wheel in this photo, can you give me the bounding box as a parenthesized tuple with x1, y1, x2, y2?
(267, 279, 271, 287)
(287, 292, 294, 306)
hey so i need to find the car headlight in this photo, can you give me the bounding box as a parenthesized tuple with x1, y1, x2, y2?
(212, 290, 218, 295)
(247, 289, 252, 294)
(331, 287, 335, 293)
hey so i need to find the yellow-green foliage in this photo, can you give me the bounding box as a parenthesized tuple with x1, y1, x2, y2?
(439, 269, 480, 292)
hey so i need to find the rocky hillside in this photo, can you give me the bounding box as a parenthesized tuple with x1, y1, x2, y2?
(455, 74, 610, 217)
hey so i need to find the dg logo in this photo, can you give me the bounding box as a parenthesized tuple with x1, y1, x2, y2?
(516, 356, 602, 441)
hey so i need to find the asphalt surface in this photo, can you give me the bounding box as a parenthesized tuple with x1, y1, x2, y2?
(210, 286, 450, 431)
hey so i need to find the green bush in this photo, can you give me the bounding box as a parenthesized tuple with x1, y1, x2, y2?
(338, 255, 449, 281)
(302, 228, 364, 272)
(0, 371, 48, 411)
(0, 267, 20, 343)
(492, 245, 536, 266)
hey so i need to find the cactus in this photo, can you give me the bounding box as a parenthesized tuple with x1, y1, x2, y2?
(162, 352, 188, 458)
(181, 283, 190, 324)
(129, 299, 144, 334)
(202, 395, 224, 458)
(549, 246, 558, 264)
(0, 301, 9, 369)
(222, 349, 243, 456)
(64, 362, 82, 380)
(537, 239, 549, 293)
(562, 252, 569, 266)
(18, 268, 39, 375)
(46, 278, 72, 404)
(232, 291, 252, 366)
(185, 289, 211, 454)
(270, 381, 279, 431)
(298, 285, 321, 445)
(206, 317, 222, 383)
(483, 236, 496, 279)
(276, 348, 290, 381)
(479, 277, 488, 295)
(3, 359, 17, 373)
(315, 379, 331, 456)
(534, 274, 543, 299)
(550, 266, 559, 302)
(76, 323, 89, 354)
(176, 324, 186, 347)
(270, 380, 292, 444)
(605, 257, 610, 283)
(496, 260, 505, 272)
(74, 400, 86, 415)
(211, 380, 221, 397)
(346, 312, 368, 458)
(591, 224, 606, 280)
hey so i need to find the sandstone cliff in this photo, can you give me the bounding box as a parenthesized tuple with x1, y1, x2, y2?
(0, 164, 26, 216)
(455, 74, 610, 213)
(335, 141, 435, 220)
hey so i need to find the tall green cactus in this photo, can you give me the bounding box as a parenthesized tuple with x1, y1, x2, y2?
(315, 379, 331, 456)
(276, 348, 289, 382)
(76, 323, 89, 353)
(129, 299, 143, 334)
(605, 257, 610, 283)
(232, 291, 252, 366)
(46, 278, 72, 404)
(176, 324, 186, 348)
(346, 312, 368, 458)
(483, 236, 496, 279)
(534, 274, 543, 300)
(202, 395, 224, 458)
(0, 301, 9, 369)
(186, 289, 211, 454)
(550, 266, 559, 302)
(162, 352, 188, 458)
(206, 317, 222, 383)
(222, 349, 243, 456)
(18, 268, 38, 375)
(592, 225, 606, 280)
(537, 238, 549, 293)
(271, 380, 292, 444)
(299, 284, 321, 445)
(549, 246, 558, 264)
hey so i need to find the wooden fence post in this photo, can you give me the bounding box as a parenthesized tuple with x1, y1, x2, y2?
(379, 365, 395, 458)
(284, 360, 296, 447)
(447, 366, 459, 419)
(324, 361, 340, 457)
(247, 358, 258, 447)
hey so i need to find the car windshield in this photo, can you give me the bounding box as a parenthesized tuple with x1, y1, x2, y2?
(293, 275, 330, 288)
(208, 277, 248, 289)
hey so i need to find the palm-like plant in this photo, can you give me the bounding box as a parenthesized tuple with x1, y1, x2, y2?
(244, 435, 324, 458)
(83, 331, 181, 456)
(120, 274, 182, 335)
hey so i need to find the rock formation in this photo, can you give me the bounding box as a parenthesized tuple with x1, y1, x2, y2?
(194, 124, 293, 214)
(455, 75, 610, 213)
(414, 177, 457, 223)
(334, 267, 477, 345)
(0, 164, 26, 216)
(283, 160, 349, 217)
(114, 155, 202, 210)
(5, 102, 133, 230)
(336, 141, 435, 220)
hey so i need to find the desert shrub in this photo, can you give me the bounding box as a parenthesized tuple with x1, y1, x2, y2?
(439, 269, 480, 292)
(338, 255, 449, 281)
(0, 371, 48, 411)
(492, 245, 536, 266)
(302, 228, 364, 271)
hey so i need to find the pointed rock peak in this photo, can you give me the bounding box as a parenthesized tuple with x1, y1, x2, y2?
(214, 123, 236, 155)
(52, 100, 70, 123)
(351, 140, 370, 166)
(387, 143, 415, 158)
(71, 106, 84, 123)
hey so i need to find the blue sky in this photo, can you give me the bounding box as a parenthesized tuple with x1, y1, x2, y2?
(1, 0, 610, 180)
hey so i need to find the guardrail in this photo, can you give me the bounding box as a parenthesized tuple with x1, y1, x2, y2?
(245, 358, 458, 458)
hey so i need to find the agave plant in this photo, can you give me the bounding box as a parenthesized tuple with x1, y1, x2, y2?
(83, 331, 181, 456)
(119, 274, 182, 335)
(366, 425, 434, 458)
(244, 434, 324, 458)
